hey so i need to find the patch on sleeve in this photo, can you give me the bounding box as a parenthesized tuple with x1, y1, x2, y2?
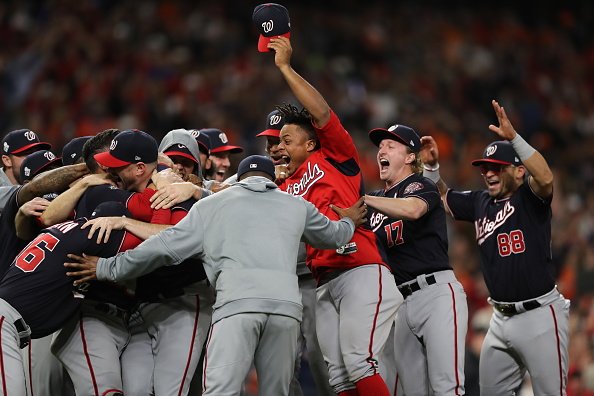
(403, 182, 424, 195)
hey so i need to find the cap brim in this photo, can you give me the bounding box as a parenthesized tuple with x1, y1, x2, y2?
(94, 151, 132, 168)
(210, 145, 244, 154)
(256, 129, 281, 138)
(368, 128, 409, 148)
(471, 158, 513, 166)
(258, 31, 291, 52)
(38, 157, 63, 172)
(163, 151, 199, 164)
(11, 142, 52, 154)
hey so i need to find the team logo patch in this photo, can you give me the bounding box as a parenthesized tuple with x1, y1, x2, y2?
(403, 182, 423, 195)
(24, 167, 31, 177)
(336, 242, 357, 255)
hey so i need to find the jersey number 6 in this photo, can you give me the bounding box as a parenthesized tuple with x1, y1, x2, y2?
(15, 233, 60, 272)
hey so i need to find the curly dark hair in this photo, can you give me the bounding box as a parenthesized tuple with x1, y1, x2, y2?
(82, 128, 120, 172)
(275, 103, 320, 151)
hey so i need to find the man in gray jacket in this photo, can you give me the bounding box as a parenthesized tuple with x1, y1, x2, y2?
(66, 154, 366, 396)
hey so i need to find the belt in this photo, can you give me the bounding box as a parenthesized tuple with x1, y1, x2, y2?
(317, 268, 351, 286)
(94, 303, 131, 321)
(492, 300, 541, 316)
(398, 274, 436, 299)
(14, 318, 31, 349)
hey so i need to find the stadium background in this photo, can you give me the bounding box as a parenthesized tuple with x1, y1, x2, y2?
(1, 0, 593, 394)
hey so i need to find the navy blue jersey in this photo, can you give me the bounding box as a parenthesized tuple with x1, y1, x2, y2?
(135, 198, 207, 302)
(0, 218, 141, 338)
(0, 187, 28, 278)
(368, 174, 450, 284)
(446, 179, 554, 302)
(75, 184, 155, 222)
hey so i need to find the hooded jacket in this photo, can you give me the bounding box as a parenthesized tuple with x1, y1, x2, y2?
(158, 129, 202, 176)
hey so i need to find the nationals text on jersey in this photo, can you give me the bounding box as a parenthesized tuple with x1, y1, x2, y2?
(286, 162, 325, 196)
(475, 200, 515, 245)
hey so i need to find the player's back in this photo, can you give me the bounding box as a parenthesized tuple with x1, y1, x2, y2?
(0, 218, 136, 338)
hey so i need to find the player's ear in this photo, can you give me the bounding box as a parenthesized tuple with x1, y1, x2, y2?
(1, 155, 12, 168)
(404, 152, 416, 165)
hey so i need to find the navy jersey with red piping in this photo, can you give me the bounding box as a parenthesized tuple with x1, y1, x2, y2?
(74, 184, 155, 222)
(445, 179, 554, 302)
(367, 174, 450, 285)
(0, 218, 142, 338)
(278, 110, 386, 280)
(134, 198, 207, 302)
(0, 187, 28, 278)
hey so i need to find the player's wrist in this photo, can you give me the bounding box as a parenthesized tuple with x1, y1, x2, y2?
(510, 133, 536, 161)
(422, 162, 441, 183)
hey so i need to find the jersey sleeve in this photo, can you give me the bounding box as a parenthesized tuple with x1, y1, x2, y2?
(445, 189, 479, 222)
(126, 188, 158, 222)
(314, 110, 359, 163)
(400, 178, 441, 212)
(301, 198, 355, 248)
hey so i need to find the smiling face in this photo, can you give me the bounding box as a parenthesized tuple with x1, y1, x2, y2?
(265, 136, 285, 165)
(208, 151, 231, 182)
(169, 155, 197, 179)
(479, 163, 525, 198)
(377, 138, 416, 187)
(277, 124, 316, 176)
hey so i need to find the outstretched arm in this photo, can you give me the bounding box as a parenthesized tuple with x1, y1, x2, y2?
(420, 135, 452, 215)
(268, 37, 330, 127)
(489, 99, 553, 198)
(17, 163, 89, 207)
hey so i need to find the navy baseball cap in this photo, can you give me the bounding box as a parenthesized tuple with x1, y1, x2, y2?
(200, 128, 243, 154)
(163, 143, 199, 164)
(91, 201, 131, 219)
(94, 130, 158, 168)
(2, 129, 51, 155)
(20, 150, 62, 182)
(368, 124, 421, 153)
(252, 3, 291, 52)
(62, 136, 92, 166)
(256, 110, 285, 138)
(471, 141, 522, 167)
(189, 129, 211, 156)
(237, 155, 276, 180)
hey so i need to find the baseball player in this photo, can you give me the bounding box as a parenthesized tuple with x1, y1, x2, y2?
(257, 109, 334, 396)
(0, 201, 143, 396)
(200, 128, 243, 182)
(365, 124, 468, 395)
(424, 99, 569, 395)
(61, 136, 93, 166)
(64, 155, 366, 396)
(268, 35, 401, 396)
(99, 128, 212, 396)
(0, 129, 51, 187)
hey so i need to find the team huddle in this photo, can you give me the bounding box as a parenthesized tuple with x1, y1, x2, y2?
(0, 3, 569, 396)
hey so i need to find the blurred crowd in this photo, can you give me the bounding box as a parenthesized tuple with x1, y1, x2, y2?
(1, 0, 594, 394)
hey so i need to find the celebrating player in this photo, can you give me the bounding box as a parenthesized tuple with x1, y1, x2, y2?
(365, 124, 467, 395)
(424, 100, 569, 395)
(268, 36, 401, 396)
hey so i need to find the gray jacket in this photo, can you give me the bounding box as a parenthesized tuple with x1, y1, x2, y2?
(96, 176, 355, 323)
(158, 129, 202, 175)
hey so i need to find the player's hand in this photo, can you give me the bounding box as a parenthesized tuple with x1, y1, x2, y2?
(152, 168, 185, 190)
(150, 182, 196, 209)
(275, 164, 289, 183)
(268, 37, 292, 69)
(420, 136, 440, 166)
(79, 173, 115, 188)
(209, 181, 231, 193)
(82, 216, 126, 244)
(65, 253, 99, 285)
(488, 99, 517, 141)
(330, 197, 368, 227)
(19, 197, 51, 217)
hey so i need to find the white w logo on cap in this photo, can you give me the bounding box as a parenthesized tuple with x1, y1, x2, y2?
(110, 140, 118, 150)
(262, 20, 274, 33)
(269, 115, 282, 125)
(219, 133, 229, 144)
(44, 152, 55, 161)
(24, 131, 37, 141)
(486, 145, 497, 156)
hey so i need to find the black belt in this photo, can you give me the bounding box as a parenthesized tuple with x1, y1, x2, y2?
(398, 274, 436, 299)
(317, 268, 352, 286)
(14, 318, 31, 349)
(492, 300, 541, 316)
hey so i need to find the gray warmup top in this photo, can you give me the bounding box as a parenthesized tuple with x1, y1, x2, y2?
(97, 176, 355, 323)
